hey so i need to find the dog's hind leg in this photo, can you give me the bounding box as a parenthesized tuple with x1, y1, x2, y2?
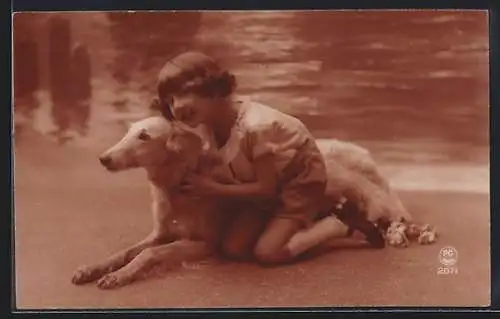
(71, 232, 174, 285)
(96, 240, 214, 289)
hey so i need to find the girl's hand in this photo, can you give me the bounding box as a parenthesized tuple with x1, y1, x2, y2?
(180, 173, 221, 196)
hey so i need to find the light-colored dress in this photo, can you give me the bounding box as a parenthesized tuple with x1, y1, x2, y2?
(205, 97, 328, 225)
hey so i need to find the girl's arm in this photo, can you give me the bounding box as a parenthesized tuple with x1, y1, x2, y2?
(182, 153, 278, 199)
(211, 153, 278, 198)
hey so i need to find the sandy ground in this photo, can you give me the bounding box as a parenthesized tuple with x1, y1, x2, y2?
(13, 133, 490, 309)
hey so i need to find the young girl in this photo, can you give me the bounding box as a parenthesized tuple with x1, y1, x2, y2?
(153, 51, 382, 264)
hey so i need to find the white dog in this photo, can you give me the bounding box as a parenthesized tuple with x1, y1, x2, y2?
(71, 116, 234, 289)
(71, 116, 431, 289)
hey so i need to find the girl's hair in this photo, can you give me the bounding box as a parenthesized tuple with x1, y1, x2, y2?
(152, 51, 236, 120)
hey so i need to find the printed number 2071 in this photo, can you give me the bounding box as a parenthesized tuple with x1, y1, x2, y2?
(437, 267, 458, 275)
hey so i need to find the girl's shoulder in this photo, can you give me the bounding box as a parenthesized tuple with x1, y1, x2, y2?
(235, 96, 303, 134)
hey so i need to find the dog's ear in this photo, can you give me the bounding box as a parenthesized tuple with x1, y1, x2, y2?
(165, 136, 182, 156)
(165, 128, 203, 159)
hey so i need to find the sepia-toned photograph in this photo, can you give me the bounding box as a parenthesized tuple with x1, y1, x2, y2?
(12, 10, 490, 309)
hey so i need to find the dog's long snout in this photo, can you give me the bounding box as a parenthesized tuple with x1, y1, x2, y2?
(99, 155, 112, 167)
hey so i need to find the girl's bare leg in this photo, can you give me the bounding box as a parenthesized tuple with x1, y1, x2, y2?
(286, 216, 350, 257)
(221, 209, 269, 261)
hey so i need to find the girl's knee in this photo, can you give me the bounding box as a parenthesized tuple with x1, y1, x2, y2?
(253, 241, 293, 265)
(253, 217, 303, 264)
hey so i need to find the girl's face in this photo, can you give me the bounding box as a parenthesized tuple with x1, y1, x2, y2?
(167, 92, 214, 128)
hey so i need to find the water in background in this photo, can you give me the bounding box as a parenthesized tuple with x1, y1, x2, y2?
(13, 11, 490, 193)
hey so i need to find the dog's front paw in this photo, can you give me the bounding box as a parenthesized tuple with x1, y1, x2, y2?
(96, 272, 129, 290)
(72, 265, 104, 285)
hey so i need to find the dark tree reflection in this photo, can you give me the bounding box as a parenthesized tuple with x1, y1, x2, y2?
(107, 12, 202, 88)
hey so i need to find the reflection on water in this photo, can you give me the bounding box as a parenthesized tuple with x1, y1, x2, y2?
(13, 11, 490, 191)
(195, 11, 488, 161)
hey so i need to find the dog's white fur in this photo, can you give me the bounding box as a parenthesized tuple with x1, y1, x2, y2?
(71, 116, 415, 289)
(321, 139, 412, 224)
(72, 117, 233, 289)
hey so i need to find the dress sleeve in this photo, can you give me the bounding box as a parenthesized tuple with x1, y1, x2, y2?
(246, 123, 278, 159)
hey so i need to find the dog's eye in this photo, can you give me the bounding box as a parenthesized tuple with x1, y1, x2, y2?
(138, 130, 151, 141)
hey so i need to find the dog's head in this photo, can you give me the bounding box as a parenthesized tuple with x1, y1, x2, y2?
(98, 116, 205, 172)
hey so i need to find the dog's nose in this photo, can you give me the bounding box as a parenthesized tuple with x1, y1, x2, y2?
(99, 156, 112, 167)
